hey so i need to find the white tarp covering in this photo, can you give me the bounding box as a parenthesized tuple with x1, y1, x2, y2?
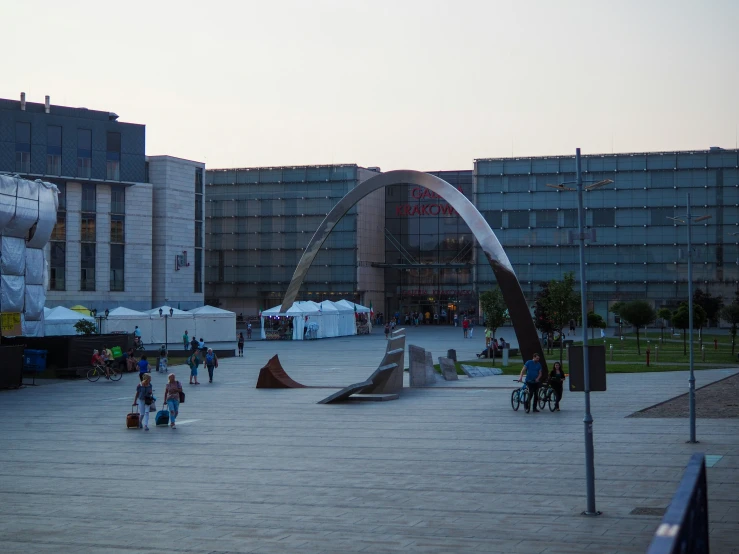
(24, 284, 45, 320)
(0, 236, 26, 275)
(44, 306, 94, 336)
(314, 300, 340, 339)
(146, 306, 194, 345)
(190, 305, 236, 343)
(1, 274, 25, 312)
(24, 248, 44, 285)
(330, 300, 357, 336)
(0, 175, 17, 229)
(105, 307, 152, 339)
(260, 301, 321, 340)
(3, 177, 39, 238)
(27, 182, 59, 248)
(22, 314, 44, 338)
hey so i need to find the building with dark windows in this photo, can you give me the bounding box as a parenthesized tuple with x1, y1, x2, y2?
(0, 93, 204, 311)
(206, 149, 738, 324)
(474, 149, 739, 323)
(205, 165, 382, 313)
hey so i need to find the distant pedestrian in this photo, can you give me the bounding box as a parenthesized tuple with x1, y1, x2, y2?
(134, 326, 142, 339)
(137, 355, 150, 382)
(205, 348, 218, 383)
(518, 353, 543, 413)
(569, 319, 575, 336)
(158, 344, 168, 373)
(462, 318, 469, 338)
(549, 361, 565, 411)
(237, 332, 244, 356)
(246, 322, 252, 339)
(468, 320, 474, 339)
(188, 351, 201, 385)
(164, 373, 183, 429)
(384, 323, 390, 339)
(190, 337, 198, 352)
(134, 373, 153, 431)
(454, 313, 459, 327)
(433, 313, 439, 325)
(198, 337, 205, 350)
(183, 331, 189, 351)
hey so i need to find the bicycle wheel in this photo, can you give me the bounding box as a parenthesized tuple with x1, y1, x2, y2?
(522, 389, 530, 413)
(537, 387, 547, 410)
(547, 389, 558, 411)
(109, 367, 123, 381)
(511, 389, 520, 411)
(86, 367, 100, 382)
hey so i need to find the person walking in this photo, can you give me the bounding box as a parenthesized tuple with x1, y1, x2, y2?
(158, 344, 168, 373)
(133, 373, 153, 431)
(468, 319, 474, 339)
(548, 361, 566, 411)
(384, 322, 390, 339)
(205, 348, 218, 383)
(246, 322, 252, 339)
(163, 373, 183, 429)
(137, 355, 150, 382)
(568, 319, 576, 336)
(188, 350, 201, 385)
(462, 317, 469, 338)
(237, 332, 244, 357)
(454, 313, 459, 327)
(183, 331, 189, 351)
(518, 353, 543, 413)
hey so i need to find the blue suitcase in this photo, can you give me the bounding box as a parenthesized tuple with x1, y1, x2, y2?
(155, 408, 169, 426)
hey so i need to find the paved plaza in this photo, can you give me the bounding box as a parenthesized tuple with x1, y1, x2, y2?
(1, 326, 738, 553)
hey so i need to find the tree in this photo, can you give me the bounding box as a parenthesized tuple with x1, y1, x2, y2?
(542, 272, 581, 363)
(693, 289, 723, 327)
(609, 301, 625, 335)
(656, 308, 672, 341)
(672, 303, 707, 355)
(74, 319, 97, 335)
(534, 283, 555, 352)
(618, 300, 656, 355)
(720, 303, 739, 354)
(480, 287, 507, 360)
(587, 312, 606, 340)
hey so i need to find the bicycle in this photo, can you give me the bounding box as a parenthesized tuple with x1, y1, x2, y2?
(537, 383, 558, 412)
(87, 363, 123, 382)
(511, 380, 531, 413)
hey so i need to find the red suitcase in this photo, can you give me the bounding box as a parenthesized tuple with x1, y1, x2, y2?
(126, 404, 140, 429)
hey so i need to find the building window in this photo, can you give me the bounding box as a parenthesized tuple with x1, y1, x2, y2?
(591, 208, 615, 227)
(51, 212, 66, 241)
(15, 122, 31, 173)
(81, 214, 96, 242)
(111, 185, 125, 214)
(650, 207, 675, 225)
(535, 210, 558, 228)
(194, 167, 204, 293)
(81, 243, 96, 291)
(110, 243, 124, 291)
(77, 129, 92, 178)
(486, 211, 503, 228)
(106, 132, 121, 180)
(507, 210, 530, 229)
(50, 242, 66, 291)
(81, 183, 96, 212)
(110, 215, 125, 243)
(46, 125, 62, 176)
(144, 161, 150, 183)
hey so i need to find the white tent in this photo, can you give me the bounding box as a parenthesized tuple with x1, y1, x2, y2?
(44, 306, 94, 336)
(190, 305, 236, 343)
(335, 300, 371, 313)
(105, 307, 151, 339)
(260, 301, 321, 340)
(330, 300, 357, 336)
(146, 306, 194, 345)
(314, 300, 342, 338)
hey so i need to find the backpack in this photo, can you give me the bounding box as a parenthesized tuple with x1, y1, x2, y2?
(206, 353, 214, 366)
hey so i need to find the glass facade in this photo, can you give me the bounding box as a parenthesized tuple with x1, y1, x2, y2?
(205, 165, 362, 312)
(474, 149, 739, 322)
(383, 170, 476, 321)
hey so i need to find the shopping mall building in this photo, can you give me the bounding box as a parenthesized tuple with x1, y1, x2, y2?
(205, 148, 739, 324)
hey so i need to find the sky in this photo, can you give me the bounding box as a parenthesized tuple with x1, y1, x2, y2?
(3, 0, 738, 171)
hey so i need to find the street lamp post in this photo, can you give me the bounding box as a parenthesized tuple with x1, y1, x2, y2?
(159, 307, 174, 348)
(91, 308, 109, 334)
(668, 195, 711, 443)
(547, 148, 612, 516)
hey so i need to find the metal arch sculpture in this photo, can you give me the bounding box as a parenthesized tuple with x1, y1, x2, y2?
(281, 170, 547, 371)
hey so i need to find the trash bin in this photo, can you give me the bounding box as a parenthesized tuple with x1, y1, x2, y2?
(447, 349, 457, 362)
(23, 349, 47, 372)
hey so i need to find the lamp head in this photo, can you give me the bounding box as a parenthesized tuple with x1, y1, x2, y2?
(584, 179, 614, 191)
(169, 308, 174, 316)
(159, 308, 163, 317)
(694, 215, 711, 222)
(105, 309, 109, 318)
(91, 308, 96, 317)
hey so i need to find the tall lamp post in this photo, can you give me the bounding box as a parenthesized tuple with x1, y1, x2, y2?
(668, 195, 711, 443)
(159, 307, 174, 348)
(547, 148, 613, 516)
(91, 308, 109, 334)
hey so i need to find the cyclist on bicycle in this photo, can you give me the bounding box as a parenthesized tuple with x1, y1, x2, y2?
(518, 353, 543, 413)
(91, 349, 111, 379)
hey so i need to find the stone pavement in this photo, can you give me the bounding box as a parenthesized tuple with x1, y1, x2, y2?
(0, 326, 737, 553)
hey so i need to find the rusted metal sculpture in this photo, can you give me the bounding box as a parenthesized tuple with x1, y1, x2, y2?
(255, 354, 307, 388)
(281, 170, 547, 372)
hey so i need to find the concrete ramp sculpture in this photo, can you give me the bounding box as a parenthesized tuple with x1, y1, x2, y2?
(279, 170, 548, 372)
(317, 363, 399, 404)
(255, 354, 307, 388)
